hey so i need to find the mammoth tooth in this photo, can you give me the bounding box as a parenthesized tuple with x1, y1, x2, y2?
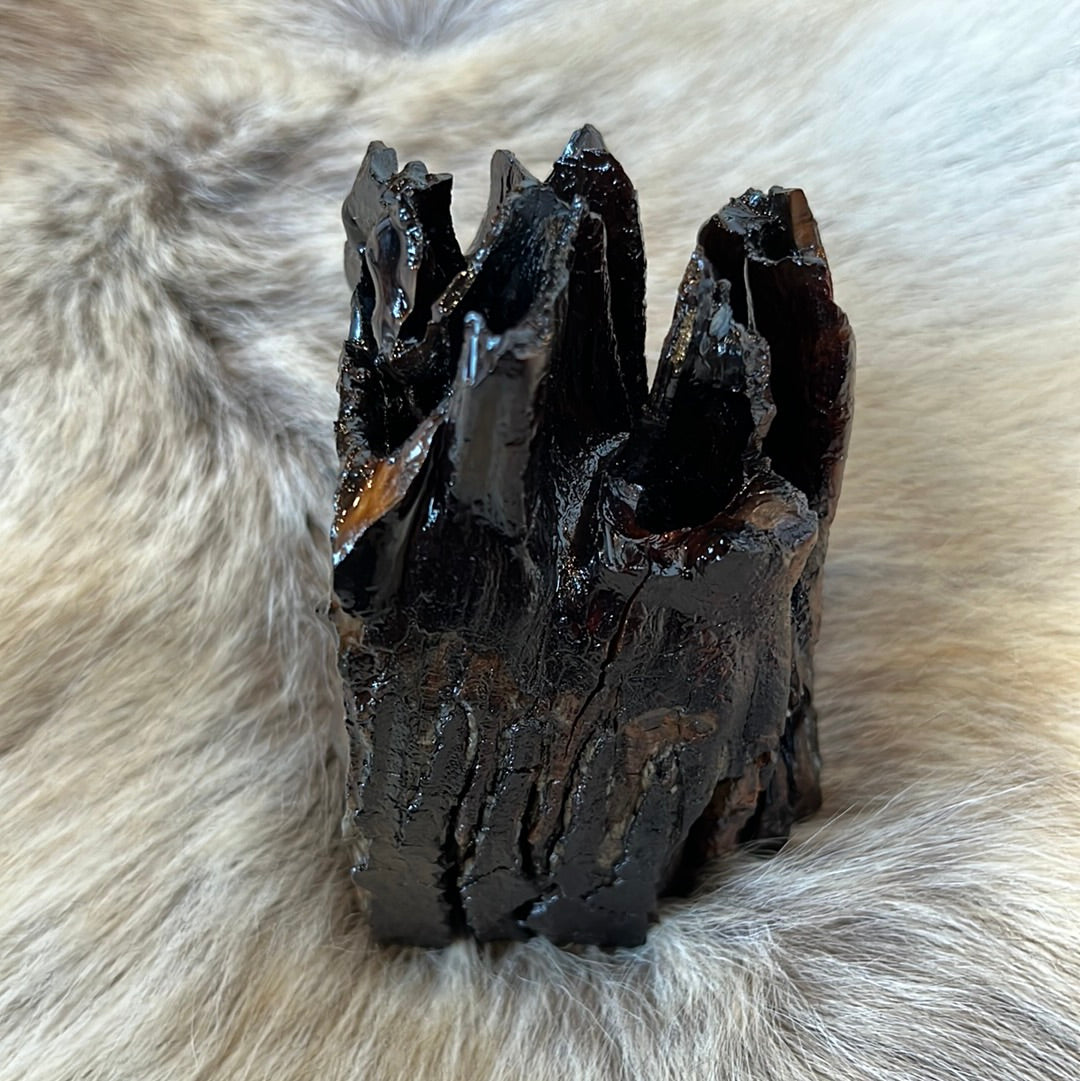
(331, 128, 855, 948)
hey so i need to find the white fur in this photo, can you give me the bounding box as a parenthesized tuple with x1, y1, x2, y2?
(1, 2, 1079, 1077)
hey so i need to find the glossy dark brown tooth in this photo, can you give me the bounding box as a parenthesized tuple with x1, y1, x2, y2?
(332, 131, 854, 948)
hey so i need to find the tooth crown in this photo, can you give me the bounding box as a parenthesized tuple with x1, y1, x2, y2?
(332, 127, 854, 948)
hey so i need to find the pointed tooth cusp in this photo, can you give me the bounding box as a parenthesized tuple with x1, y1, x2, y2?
(559, 124, 608, 159)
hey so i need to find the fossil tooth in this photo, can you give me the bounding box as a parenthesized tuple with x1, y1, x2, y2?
(332, 129, 854, 948)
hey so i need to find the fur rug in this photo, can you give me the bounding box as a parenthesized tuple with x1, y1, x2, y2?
(2, 1, 1079, 1077)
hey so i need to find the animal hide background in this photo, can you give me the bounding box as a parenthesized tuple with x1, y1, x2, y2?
(2, 1, 1079, 1077)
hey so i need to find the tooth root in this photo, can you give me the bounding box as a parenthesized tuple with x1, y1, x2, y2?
(438, 184, 574, 538)
(698, 187, 854, 524)
(441, 171, 636, 537)
(442, 314, 549, 540)
(334, 147, 466, 485)
(341, 141, 398, 261)
(547, 125, 648, 414)
(340, 139, 465, 356)
(455, 181, 572, 335)
(468, 149, 539, 253)
(690, 186, 855, 837)
(610, 254, 774, 535)
(542, 206, 638, 445)
(359, 166, 462, 356)
(460, 129, 645, 454)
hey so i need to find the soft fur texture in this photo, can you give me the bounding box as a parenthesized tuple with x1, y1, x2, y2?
(2, 1, 1079, 1078)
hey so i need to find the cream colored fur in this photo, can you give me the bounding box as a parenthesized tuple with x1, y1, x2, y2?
(2, 1, 1079, 1077)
